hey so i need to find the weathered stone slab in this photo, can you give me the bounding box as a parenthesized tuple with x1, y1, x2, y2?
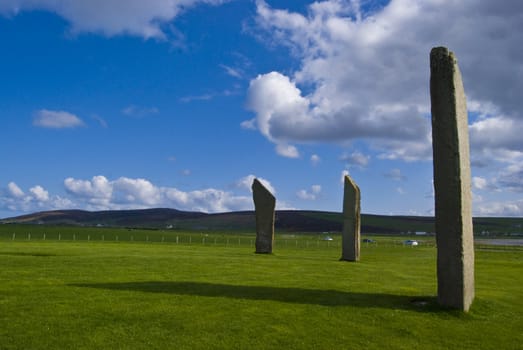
(340, 175, 360, 262)
(430, 46, 475, 311)
(252, 178, 276, 254)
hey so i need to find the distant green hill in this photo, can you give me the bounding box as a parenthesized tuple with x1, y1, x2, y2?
(1, 208, 522, 236)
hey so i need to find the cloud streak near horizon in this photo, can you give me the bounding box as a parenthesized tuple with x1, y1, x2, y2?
(1, 175, 293, 215)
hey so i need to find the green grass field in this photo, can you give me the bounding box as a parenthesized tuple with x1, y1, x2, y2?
(0, 229, 521, 349)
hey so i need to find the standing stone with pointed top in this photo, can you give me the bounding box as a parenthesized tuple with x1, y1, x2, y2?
(430, 46, 475, 311)
(252, 178, 276, 254)
(340, 175, 361, 262)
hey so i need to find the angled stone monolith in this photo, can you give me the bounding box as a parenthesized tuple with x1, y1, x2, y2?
(252, 178, 276, 254)
(340, 175, 361, 262)
(430, 46, 475, 311)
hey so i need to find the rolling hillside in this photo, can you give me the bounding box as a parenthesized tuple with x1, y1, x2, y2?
(2, 208, 522, 235)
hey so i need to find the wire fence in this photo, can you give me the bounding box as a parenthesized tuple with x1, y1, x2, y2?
(1, 231, 347, 249)
(2, 231, 519, 250)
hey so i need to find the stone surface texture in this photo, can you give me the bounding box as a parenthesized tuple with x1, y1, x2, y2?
(340, 175, 361, 261)
(252, 178, 276, 254)
(430, 46, 475, 311)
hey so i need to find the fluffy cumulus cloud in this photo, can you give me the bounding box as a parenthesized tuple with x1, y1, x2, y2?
(275, 144, 300, 158)
(246, 0, 523, 162)
(7, 182, 24, 198)
(29, 186, 49, 202)
(340, 151, 369, 168)
(1, 182, 73, 214)
(236, 174, 276, 195)
(296, 185, 321, 200)
(1, 175, 292, 216)
(475, 200, 523, 217)
(33, 109, 85, 129)
(0, 0, 229, 39)
(63, 175, 255, 213)
(472, 176, 489, 191)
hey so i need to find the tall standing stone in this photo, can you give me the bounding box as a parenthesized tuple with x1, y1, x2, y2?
(252, 178, 276, 254)
(430, 47, 474, 311)
(340, 175, 361, 262)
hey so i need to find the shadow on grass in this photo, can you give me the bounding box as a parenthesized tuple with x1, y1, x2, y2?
(0, 251, 56, 257)
(71, 281, 439, 312)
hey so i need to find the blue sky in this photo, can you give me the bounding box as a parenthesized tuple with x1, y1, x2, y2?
(1, 0, 522, 218)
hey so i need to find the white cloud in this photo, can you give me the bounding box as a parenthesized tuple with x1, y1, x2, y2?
(275, 144, 300, 158)
(340, 151, 369, 168)
(7, 182, 24, 198)
(245, 72, 306, 157)
(29, 186, 49, 202)
(297, 184, 321, 200)
(384, 168, 407, 181)
(62, 175, 257, 213)
(240, 118, 257, 130)
(472, 176, 488, 190)
(220, 64, 243, 79)
(1, 182, 73, 214)
(0, 0, 229, 39)
(164, 187, 251, 213)
(237, 174, 276, 195)
(65, 175, 112, 198)
(113, 177, 162, 205)
(179, 93, 215, 103)
(340, 170, 350, 184)
(475, 200, 523, 217)
(248, 0, 523, 162)
(33, 109, 85, 129)
(310, 154, 320, 166)
(122, 105, 159, 118)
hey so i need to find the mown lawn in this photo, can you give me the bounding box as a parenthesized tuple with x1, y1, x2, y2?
(0, 235, 521, 349)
